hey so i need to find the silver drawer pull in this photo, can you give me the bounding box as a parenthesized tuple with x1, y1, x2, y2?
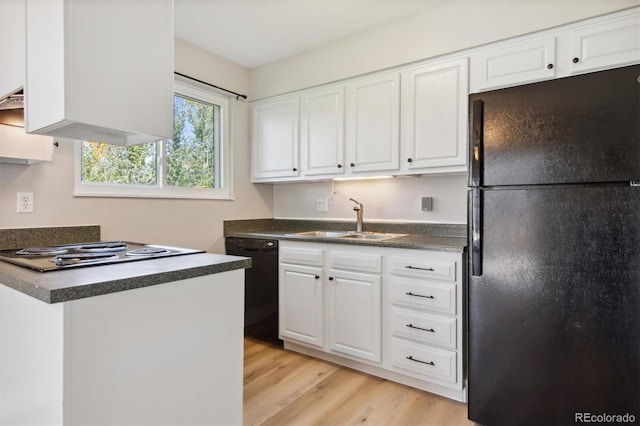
(405, 292, 435, 299)
(406, 355, 435, 366)
(406, 323, 435, 333)
(405, 265, 434, 271)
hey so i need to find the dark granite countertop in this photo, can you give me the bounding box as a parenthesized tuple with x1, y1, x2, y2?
(0, 252, 250, 304)
(224, 219, 467, 253)
(0, 225, 251, 304)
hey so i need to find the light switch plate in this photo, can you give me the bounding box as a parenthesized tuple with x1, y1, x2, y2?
(421, 196, 433, 212)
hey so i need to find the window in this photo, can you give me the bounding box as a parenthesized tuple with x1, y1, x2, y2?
(75, 78, 232, 199)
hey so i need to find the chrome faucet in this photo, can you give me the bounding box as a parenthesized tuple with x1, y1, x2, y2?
(349, 198, 364, 232)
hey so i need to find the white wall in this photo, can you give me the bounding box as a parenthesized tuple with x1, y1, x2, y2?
(273, 174, 468, 224)
(0, 39, 273, 253)
(254, 0, 638, 225)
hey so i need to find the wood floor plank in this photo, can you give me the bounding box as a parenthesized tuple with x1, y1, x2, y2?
(244, 341, 340, 426)
(243, 338, 474, 426)
(260, 367, 371, 426)
(327, 376, 411, 425)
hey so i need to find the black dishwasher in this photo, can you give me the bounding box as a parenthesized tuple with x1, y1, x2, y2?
(225, 237, 281, 345)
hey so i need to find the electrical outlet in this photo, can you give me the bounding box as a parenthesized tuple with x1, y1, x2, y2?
(316, 198, 328, 212)
(17, 192, 34, 213)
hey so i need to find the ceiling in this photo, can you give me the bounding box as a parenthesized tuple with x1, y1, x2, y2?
(173, 0, 456, 69)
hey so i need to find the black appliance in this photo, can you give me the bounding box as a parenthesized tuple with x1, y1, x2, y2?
(225, 237, 281, 345)
(0, 241, 204, 272)
(467, 65, 639, 425)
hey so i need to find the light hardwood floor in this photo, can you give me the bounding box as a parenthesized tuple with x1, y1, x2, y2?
(243, 337, 474, 426)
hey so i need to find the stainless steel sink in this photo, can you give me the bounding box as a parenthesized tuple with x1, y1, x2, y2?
(288, 230, 406, 241)
(288, 230, 350, 238)
(339, 232, 406, 241)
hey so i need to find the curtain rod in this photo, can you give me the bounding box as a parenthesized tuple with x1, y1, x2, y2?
(174, 71, 248, 101)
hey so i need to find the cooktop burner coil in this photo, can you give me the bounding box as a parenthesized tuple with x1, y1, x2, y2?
(16, 247, 68, 256)
(74, 242, 128, 253)
(51, 252, 120, 265)
(125, 247, 171, 256)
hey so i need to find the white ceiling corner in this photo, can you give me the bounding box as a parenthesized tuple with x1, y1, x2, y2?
(174, 0, 456, 68)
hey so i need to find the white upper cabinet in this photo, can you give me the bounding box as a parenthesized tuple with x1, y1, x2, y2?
(251, 96, 300, 180)
(401, 57, 468, 173)
(346, 72, 400, 174)
(470, 37, 556, 92)
(24, 0, 174, 146)
(0, 0, 53, 165)
(470, 8, 639, 92)
(300, 86, 345, 176)
(251, 71, 400, 182)
(567, 11, 640, 75)
(250, 8, 639, 181)
(0, 0, 25, 99)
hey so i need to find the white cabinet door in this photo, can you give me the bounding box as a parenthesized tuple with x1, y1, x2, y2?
(401, 57, 468, 172)
(568, 12, 640, 75)
(301, 86, 345, 176)
(0, 0, 25, 98)
(25, 0, 173, 145)
(279, 263, 324, 347)
(470, 36, 557, 92)
(251, 97, 300, 180)
(0, 0, 54, 165)
(327, 269, 381, 363)
(346, 72, 400, 173)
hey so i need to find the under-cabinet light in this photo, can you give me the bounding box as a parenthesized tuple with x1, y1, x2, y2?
(332, 175, 394, 181)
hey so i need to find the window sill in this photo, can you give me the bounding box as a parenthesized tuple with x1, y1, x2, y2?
(74, 185, 234, 201)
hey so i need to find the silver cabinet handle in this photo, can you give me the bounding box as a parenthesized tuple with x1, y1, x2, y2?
(405, 265, 434, 272)
(405, 292, 434, 299)
(406, 356, 435, 366)
(406, 323, 435, 333)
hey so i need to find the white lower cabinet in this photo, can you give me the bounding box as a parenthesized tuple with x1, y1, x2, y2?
(279, 262, 324, 347)
(279, 240, 466, 402)
(327, 249, 382, 362)
(384, 249, 464, 399)
(279, 241, 382, 364)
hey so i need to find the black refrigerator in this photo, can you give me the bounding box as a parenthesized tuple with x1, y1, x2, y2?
(467, 64, 640, 426)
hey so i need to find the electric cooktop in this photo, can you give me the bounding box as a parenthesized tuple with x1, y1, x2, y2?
(0, 241, 204, 272)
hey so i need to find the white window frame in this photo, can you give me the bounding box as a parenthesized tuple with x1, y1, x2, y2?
(74, 78, 233, 200)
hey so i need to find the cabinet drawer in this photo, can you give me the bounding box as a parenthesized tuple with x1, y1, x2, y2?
(280, 246, 323, 266)
(328, 251, 382, 274)
(390, 256, 456, 282)
(390, 307, 456, 349)
(390, 337, 457, 384)
(389, 277, 456, 315)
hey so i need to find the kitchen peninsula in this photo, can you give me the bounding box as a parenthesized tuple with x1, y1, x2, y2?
(0, 226, 250, 426)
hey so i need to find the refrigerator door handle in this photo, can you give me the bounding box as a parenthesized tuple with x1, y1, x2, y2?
(471, 188, 483, 276)
(469, 99, 484, 187)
